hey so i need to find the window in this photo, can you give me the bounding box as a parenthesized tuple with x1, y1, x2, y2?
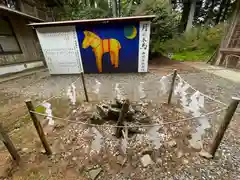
(0, 17, 21, 54)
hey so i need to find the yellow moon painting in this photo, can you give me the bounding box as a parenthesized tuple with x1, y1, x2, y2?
(124, 25, 137, 39)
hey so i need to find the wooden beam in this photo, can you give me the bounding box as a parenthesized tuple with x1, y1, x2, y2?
(220, 48, 240, 54)
(0, 123, 20, 163)
(209, 97, 240, 158)
(168, 69, 177, 104)
(25, 100, 52, 155)
(115, 99, 129, 138)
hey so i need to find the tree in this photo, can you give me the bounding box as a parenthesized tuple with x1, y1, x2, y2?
(221, 0, 230, 21)
(186, 0, 197, 31)
(215, 0, 226, 24)
(112, 0, 117, 17)
(179, 1, 191, 32)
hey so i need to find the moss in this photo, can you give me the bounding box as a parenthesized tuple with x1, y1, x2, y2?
(172, 50, 212, 61)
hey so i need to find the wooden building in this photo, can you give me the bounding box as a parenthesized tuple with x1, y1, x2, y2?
(215, 0, 240, 69)
(0, 0, 56, 76)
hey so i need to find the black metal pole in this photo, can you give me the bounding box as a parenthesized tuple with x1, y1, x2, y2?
(80, 72, 89, 102)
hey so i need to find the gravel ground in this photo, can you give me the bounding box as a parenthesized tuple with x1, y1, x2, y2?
(0, 63, 240, 179)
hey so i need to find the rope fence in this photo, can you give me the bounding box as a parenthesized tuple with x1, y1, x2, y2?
(1, 70, 239, 163)
(29, 108, 227, 128)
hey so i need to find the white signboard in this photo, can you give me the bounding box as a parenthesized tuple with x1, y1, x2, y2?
(138, 21, 151, 72)
(36, 26, 83, 74)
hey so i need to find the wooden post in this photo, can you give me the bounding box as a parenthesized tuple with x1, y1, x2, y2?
(80, 72, 89, 102)
(0, 123, 20, 163)
(167, 69, 177, 104)
(25, 100, 52, 155)
(115, 99, 129, 138)
(209, 97, 240, 158)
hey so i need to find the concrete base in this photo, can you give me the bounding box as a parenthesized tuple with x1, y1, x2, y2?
(0, 68, 48, 84)
(184, 62, 240, 83)
(0, 61, 44, 76)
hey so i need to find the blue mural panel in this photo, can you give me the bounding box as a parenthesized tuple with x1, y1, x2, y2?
(76, 22, 139, 73)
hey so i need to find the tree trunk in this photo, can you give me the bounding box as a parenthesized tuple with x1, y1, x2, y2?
(205, 0, 215, 25)
(221, 0, 230, 22)
(215, 0, 226, 25)
(89, 0, 95, 7)
(179, 0, 191, 32)
(186, 0, 197, 32)
(118, 0, 121, 16)
(83, 0, 88, 6)
(112, 0, 117, 17)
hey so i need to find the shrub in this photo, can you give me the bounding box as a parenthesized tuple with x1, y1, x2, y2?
(132, 0, 179, 55)
(158, 24, 224, 61)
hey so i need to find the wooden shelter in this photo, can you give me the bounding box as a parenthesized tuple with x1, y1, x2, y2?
(214, 0, 240, 69)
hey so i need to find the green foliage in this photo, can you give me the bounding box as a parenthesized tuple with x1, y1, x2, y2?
(56, 0, 111, 20)
(130, 0, 180, 54)
(56, 0, 179, 56)
(159, 24, 224, 61)
(55, 0, 226, 62)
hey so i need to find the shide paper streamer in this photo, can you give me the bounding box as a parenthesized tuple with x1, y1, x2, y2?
(138, 82, 146, 99)
(159, 76, 169, 94)
(42, 102, 54, 126)
(93, 79, 101, 94)
(114, 83, 124, 100)
(67, 83, 76, 105)
(174, 77, 209, 150)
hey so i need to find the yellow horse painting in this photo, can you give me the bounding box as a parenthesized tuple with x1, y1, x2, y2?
(82, 31, 121, 72)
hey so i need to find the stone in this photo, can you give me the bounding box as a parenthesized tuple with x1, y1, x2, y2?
(108, 107, 120, 120)
(141, 154, 153, 167)
(96, 105, 108, 118)
(177, 150, 183, 158)
(199, 150, 213, 159)
(116, 155, 127, 166)
(182, 158, 189, 164)
(141, 148, 153, 155)
(90, 113, 104, 125)
(72, 157, 77, 161)
(22, 148, 29, 152)
(88, 168, 102, 180)
(156, 158, 162, 166)
(167, 140, 177, 147)
(175, 108, 184, 113)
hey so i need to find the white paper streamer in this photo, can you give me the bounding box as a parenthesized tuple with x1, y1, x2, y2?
(138, 82, 146, 99)
(159, 76, 169, 94)
(175, 80, 190, 113)
(93, 79, 101, 94)
(114, 83, 123, 100)
(67, 83, 76, 105)
(174, 78, 183, 95)
(42, 102, 54, 126)
(121, 127, 128, 155)
(189, 91, 205, 114)
(147, 126, 165, 149)
(90, 127, 103, 154)
(198, 94, 205, 108)
(187, 90, 208, 150)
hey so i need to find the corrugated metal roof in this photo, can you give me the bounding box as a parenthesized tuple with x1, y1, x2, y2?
(0, 5, 44, 22)
(28, 15, 156, 27)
